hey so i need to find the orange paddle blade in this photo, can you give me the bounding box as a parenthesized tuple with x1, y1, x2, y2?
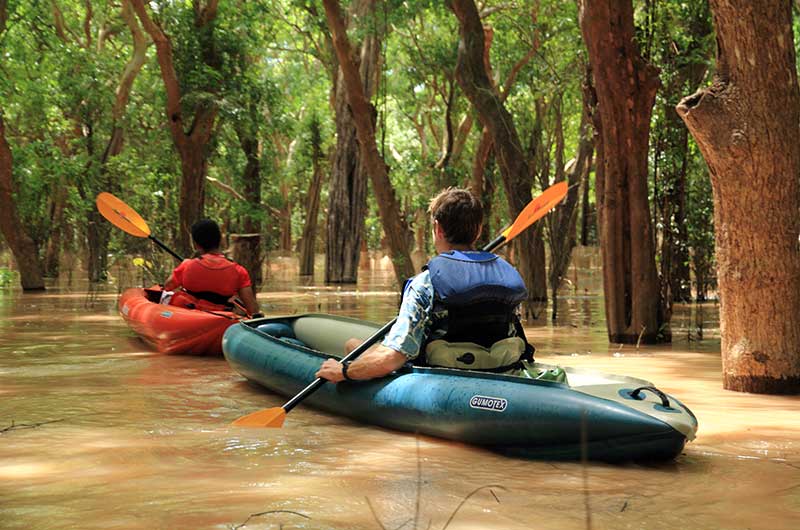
(96, 192, 151, 238)
(502, 181, 568, 242)
(232, 407, 287, 428)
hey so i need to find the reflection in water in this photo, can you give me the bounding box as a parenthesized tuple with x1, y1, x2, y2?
(1, 249, 798, 529)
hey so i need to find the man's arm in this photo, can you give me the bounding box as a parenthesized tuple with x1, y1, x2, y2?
(316, 270, 432, 384)
(315, 344, 408, 383)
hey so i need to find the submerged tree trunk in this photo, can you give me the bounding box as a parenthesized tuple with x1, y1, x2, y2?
(677, 0, 800, 394)
(326, 70, 367, 283)
(0, 113, 45, 290)
(299, 117, 324, 277)
(450, 0, 546, 314)
(132, 0, 220, 257)
(323, 0, 415, 284)
(324, 0, 380, 284)
(233, 128, 263, 288)
(578, 0, 666, 344)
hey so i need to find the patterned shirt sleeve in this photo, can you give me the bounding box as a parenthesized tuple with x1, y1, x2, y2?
(381, 270, 434, 360)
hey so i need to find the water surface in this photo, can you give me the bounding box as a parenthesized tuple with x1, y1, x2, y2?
(1, 250, 798, 529)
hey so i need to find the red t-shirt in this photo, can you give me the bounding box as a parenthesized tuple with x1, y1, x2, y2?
(171, 254, 251, 297)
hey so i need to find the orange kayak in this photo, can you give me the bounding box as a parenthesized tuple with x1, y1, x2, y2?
(118, 288, 240, 355)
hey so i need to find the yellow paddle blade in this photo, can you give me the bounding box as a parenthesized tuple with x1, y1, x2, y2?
(231, 407, 287, 428)
(502, 181, 568, 242)
(96, 192, 151, 238)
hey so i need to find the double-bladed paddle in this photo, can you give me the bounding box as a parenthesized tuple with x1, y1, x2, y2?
(232, 181, 569, 429)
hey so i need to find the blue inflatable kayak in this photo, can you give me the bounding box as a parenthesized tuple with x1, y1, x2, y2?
(223, 314, 698, 461)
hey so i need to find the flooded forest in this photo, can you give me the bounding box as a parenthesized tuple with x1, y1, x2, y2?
(1, 1, 799, 529)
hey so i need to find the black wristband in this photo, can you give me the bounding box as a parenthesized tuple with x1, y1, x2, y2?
(342, 360, 355, 381)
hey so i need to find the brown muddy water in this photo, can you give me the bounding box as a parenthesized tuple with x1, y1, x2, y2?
(1, 249, 798, 530)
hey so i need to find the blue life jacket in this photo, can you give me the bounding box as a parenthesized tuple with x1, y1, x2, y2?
(426, 250, 528, 349)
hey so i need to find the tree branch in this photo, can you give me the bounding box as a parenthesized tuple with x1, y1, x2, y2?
(130, 0, 185, 144)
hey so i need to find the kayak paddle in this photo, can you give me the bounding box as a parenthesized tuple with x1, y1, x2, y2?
(96, 192, 183, 262)
(232, 181, 569, 428)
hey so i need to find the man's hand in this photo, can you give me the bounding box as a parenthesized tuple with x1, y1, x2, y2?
(316, 358, 345, 383)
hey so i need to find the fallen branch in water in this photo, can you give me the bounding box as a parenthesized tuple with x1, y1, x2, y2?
(230, 509, 310, 530)
(1, 418, 64, 434)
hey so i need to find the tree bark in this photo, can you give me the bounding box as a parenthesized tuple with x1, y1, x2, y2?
(470, 128, 495, 249)
(326, 68, 367, 283)
(449, 0, 546, 313)
(578, 0, 666, 343)
(233, 127, 263, 288)
(132, 0, 220, 256)
(0, 113, 45, 290)
(324, 0, 378, 284)
(299, 117, 324, 277)
(323, 0, 415, 284)
(677, 0, 800, 394)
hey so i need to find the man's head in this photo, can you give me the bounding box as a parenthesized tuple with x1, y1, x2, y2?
(428, 188, 483, 247)
(191, 219, 222, 251)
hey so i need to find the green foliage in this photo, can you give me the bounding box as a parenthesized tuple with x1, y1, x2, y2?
(0, 267, 16, 288)
(0, 0, 722, 296)
(644, 0, 715, 301)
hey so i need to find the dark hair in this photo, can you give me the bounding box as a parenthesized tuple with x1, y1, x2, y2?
(191, 219, 222, 250)
(428, 188, 483, 245)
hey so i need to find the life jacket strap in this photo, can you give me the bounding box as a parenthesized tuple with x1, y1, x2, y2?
(184, 289, 234, 307)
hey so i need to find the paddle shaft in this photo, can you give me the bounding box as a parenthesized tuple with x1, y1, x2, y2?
(281, 233, 510, 414)
(149, 235, 183, 262)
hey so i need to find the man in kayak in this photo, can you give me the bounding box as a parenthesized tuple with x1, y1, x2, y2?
(164, 219, 260, 316)
(316, 188, 532, 383)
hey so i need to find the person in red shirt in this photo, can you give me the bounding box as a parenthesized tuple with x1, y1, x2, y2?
(164, 219, 260, 315)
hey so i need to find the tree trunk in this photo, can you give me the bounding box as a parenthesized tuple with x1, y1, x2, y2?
(470, 129, 495, 250)
(449, 0, 545, 314)
(579, 157, 593, 247)
(323, 0, 415, 284)
(132, 0, 220, 257)
(326, 90, 366, 282)
(43, 181, 68, 278)
(578, 0, 666, 344)
(299, 117, 324, 277)
(0, 113, 45, 290)
(677, 0, 800, 394)
(324, 0, 378, 284)
(233, 128, 262, 288)
(549, 93, 594, 320)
